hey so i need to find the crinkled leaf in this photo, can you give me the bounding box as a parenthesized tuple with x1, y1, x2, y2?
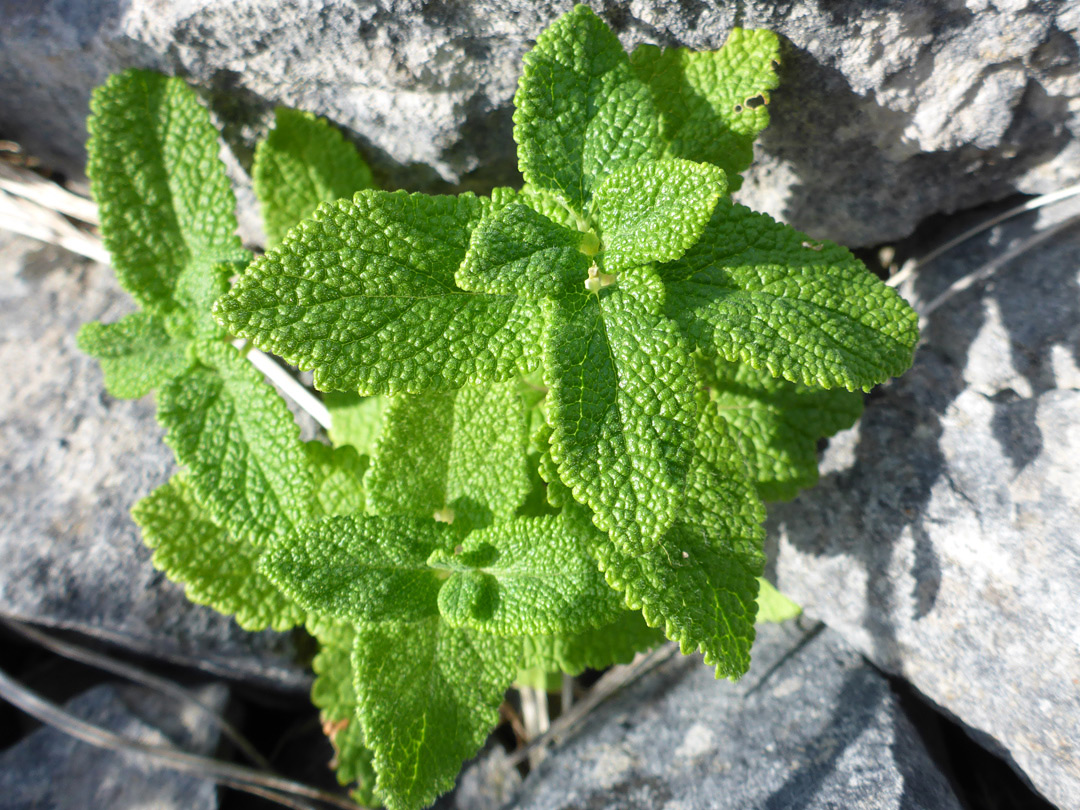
(661, 199, 920, 391)
(756, 578, 802, 624)
(593, 158, 726, 273)
(458, 203, 590, 298)
(534, 424, 572, 509)
(521, 609, 665, 676)
(366, 382, 529, 530)
(132, 476, 303, 632)
(307, 617, 377, 795)
(544, 275, 697, 554)
(514, 4, 662, 214)
(325, 392, 387, 455)
(588, 407, 766, 678)
(157, 340, 316, 543)
(631, 28, 781, 191)
(306, 441, 368, 516)
(254, 107, 375, 247)
(353, 619, 519, 810)
(431, 515, 623, 637)
(87, 69, 246, 310)
(263, 515, 449, 623)
(77, 311, 191, 399)
(215, 190, 542, 395)
(699, 355, 863, 501)
(168, 257, 248, 341)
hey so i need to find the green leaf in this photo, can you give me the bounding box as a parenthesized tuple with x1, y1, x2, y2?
(353, 618, 519, 810)
(167, 257, 248, 341)
(457, 203, 590, 298)
(87, 70, 246, 311)
(544, 274, 697, 554)
(519, 184, 581, 231)
(756, 578, 802, 624)
(157, 340, 316, 543)
(325, 392, 388, 455)
(430, 515, 623, 637)
(366, 382, 530, 530)
(306, 441, 368, 517)
(661, 199, 920, 391)
(262, 515, 449, 623)
(521, 609, 665, 676)
(308, 616, 361, 720)
(514, 4, 662, 214)
(214, 190, 542, 395)
(593, 159, 726, 273)
(77, 311, 191, 399)
(253, 107, 375, 248)
(588, 406, 766, 678)
(699, 356, 863, 501)
(631, 28, 781, 191)
(534, 424, 572, 509)
(306, 617, 377, 796)
(132, 476, 303, 632)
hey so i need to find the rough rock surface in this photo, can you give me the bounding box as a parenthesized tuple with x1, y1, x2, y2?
(0, 231, 307, 691)
(768, 196, 1080, 807)
(508, 623, 962, 810)
(0, 682, 227, 809)
(2, 1, 1079, 246)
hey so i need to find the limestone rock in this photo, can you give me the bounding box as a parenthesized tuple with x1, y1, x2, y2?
(769, 195, 1080, 807)
(509, 623, 962, 810)
(1, 1, 1078, 245)
(0, 682, 227, 810)
(0, 231, 307, 691)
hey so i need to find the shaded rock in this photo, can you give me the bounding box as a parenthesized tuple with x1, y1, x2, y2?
(437, 742, 524, 810)
(0, 681, 227, 809)
(0, 231, 307, 691)
(1, 1, 1079, 245)
(769, 195, 1080, 807)
(509, 623, 962, 810)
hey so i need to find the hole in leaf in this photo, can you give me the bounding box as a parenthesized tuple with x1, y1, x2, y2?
(745, 94, 766, 109)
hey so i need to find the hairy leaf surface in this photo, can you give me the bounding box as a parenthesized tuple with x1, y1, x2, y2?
(263, 515, 449, 623)
(514, 4, 662, 214)
(157, 340, 316, 543)
(521, 609, 665, 676)
(77, 311, 191, 399)
(588, 408, 766, 678)
(366, 382, 529, 529)
(215, 190, 542, 394)
(631, 29, 780, 190)
(699, 356, 863, 501)
(253, 107, 375, 247)
(431, 515, 623, 636)
(458, 202, 590, 298)
(306, 441, 368, 517)
(662, 200, 919, 391)
(544, 276, 697, 554)
(307, 617, 377, 796)
(593, 159, 726, 272)
(353, 619, 519, 810)
(325, 393, 387, 455)
(87, 70, 246, 310)
(133, 476, 303, 631)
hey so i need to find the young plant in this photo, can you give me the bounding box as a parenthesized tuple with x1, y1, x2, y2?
(79, 6, 917, 810)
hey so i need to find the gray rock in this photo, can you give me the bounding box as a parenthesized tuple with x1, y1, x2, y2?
(0, 682, 227, 810)
(768, 195, 1080, 806)
(2, 1, 1079, 246)
(509, 623, 961, 810)
(0, 231, 307, 691)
